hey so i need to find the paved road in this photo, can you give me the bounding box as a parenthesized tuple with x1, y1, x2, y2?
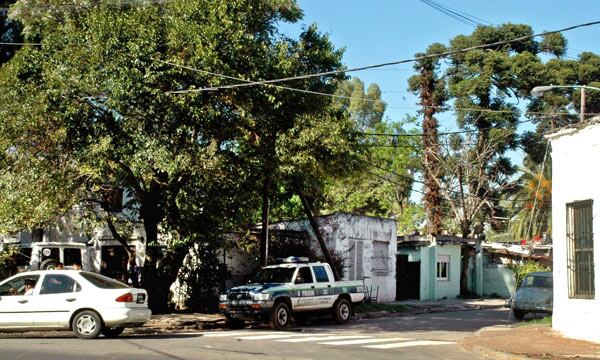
(0, 308, 512, 360)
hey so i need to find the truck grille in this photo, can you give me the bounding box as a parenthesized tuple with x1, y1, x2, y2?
(228, 291, 251, 300)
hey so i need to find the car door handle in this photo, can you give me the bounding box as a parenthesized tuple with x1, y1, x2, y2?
(311, 286, 315, 289)
(66, 298, 77, 302)
(18, 300, 28, 304)
(327, 285, 332, 288)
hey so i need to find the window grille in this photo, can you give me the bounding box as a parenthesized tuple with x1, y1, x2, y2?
(371, 240, 390, 275)
(566, 200, 595, 299)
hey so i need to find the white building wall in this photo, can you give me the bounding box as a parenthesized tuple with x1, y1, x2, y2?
(273, 213, 397, 303)
(549, 121, 600, 342)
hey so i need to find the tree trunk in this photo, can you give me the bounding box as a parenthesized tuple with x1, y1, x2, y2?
(296, 188, 340, 281)
(460, 245, 471, 296)
(419, 66, 443, 235)
(260, 176, 271, 267)
(138, 189, 173, 314)
(460, 224, 472, 296)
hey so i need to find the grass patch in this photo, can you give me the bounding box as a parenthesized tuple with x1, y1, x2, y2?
(354, 303, 411, 314)
(515, 316, 552, 327)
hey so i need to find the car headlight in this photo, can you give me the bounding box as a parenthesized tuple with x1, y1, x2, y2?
(252, 293, 271, 301)
(219, 294, 228, 302)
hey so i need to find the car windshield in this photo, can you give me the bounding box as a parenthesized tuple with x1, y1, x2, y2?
(253, 267, 296, 284)
(80, 272, 129, 289)
(521, 275, 553, 289)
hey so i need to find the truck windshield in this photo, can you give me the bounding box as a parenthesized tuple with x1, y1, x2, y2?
(254, 268, 296, 283)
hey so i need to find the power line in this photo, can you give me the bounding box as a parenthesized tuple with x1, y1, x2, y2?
(364, 160, 538, 204)
(169, 20, 600, 93)
(359, 118, 534, 137)
(160, 59, 597, 120)
(418, 0, 490, 28)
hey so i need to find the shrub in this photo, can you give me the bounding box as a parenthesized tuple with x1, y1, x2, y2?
(509, 261, 551, 287)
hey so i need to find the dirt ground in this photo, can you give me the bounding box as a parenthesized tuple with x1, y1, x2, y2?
(462, 324, 600, 359)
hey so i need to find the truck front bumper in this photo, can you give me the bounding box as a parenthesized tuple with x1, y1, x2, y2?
(219, 300, 274, 321)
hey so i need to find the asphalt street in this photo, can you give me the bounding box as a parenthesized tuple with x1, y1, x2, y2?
(0, 308, 513, 360)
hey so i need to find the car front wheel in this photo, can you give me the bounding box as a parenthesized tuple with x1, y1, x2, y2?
(101, 327, 125, 338)
(72, 310, 103, 339)
(270, 302, 291, 330)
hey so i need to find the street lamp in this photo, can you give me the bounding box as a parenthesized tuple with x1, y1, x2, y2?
(531, 85, 600, 122)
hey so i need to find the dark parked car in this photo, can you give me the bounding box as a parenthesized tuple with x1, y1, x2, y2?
(508, 271, 552, 320)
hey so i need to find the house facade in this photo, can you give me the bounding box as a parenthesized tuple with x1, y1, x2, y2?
(272, 212, 397, 303)
(397, 235, 461, 301)
(1, 217, 146, 282)
(468, 242, 552, 299)
(547, 118, 600, 342)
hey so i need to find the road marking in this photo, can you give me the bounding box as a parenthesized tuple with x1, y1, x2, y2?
(203, 331, 280, 337)
(319, 337, 413, 346)
(363, 340, 456, 349)
(238, 334, 307, 340)
(277, 336, 371, 343)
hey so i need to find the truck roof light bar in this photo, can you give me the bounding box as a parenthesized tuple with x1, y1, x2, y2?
(276, 256, 310, 264)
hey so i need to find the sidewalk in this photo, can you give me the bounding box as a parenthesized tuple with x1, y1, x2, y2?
(134, 298, 507, 333)
(463, 324, 600, 360)
(393, 298, 507, 312)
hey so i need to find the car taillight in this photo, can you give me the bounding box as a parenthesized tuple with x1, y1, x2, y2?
(115, 293, 134, 303)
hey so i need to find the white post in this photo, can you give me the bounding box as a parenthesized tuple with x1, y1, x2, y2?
(580, 87, 586, 122)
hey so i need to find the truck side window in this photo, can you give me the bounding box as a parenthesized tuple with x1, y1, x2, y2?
(312, 265, 330, 283)
(295, 267, 314, 284)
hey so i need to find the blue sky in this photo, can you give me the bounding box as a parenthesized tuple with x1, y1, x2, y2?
(279, 0, 600, 135)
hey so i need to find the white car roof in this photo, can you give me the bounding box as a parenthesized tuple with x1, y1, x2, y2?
(14, 270, 83, 276)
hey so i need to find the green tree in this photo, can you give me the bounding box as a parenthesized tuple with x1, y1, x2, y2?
(332, 77, 386, 129)
(0, 0, 349, 312)
(323, 119, 421, 218)
(408, 43, 448, 235)
(412, 24, 566, 294)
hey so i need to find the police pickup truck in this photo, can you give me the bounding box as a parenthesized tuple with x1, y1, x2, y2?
(219, 257, 365, 329)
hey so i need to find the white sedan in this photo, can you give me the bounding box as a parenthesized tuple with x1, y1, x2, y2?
(0, 270, 151, 339)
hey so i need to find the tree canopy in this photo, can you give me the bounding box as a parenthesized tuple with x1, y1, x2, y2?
(0, 0, 356, 311)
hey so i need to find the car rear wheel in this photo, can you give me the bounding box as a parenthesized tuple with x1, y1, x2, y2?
(101, 327, 125, 338)
(72, 310, 103, 339)
(513, 309, 526, 320)
(332, 298, 352, 324)
(270, 302, 291, 330)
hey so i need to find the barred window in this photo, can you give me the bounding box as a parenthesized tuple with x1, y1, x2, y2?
(566, 200, 595, 299)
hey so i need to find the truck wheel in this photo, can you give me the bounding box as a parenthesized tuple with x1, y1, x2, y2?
(513, 309, 526, 320)
(226, 317, 245, 329)
(270, 302, 291, 330)
(333, 298, 352, 324)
